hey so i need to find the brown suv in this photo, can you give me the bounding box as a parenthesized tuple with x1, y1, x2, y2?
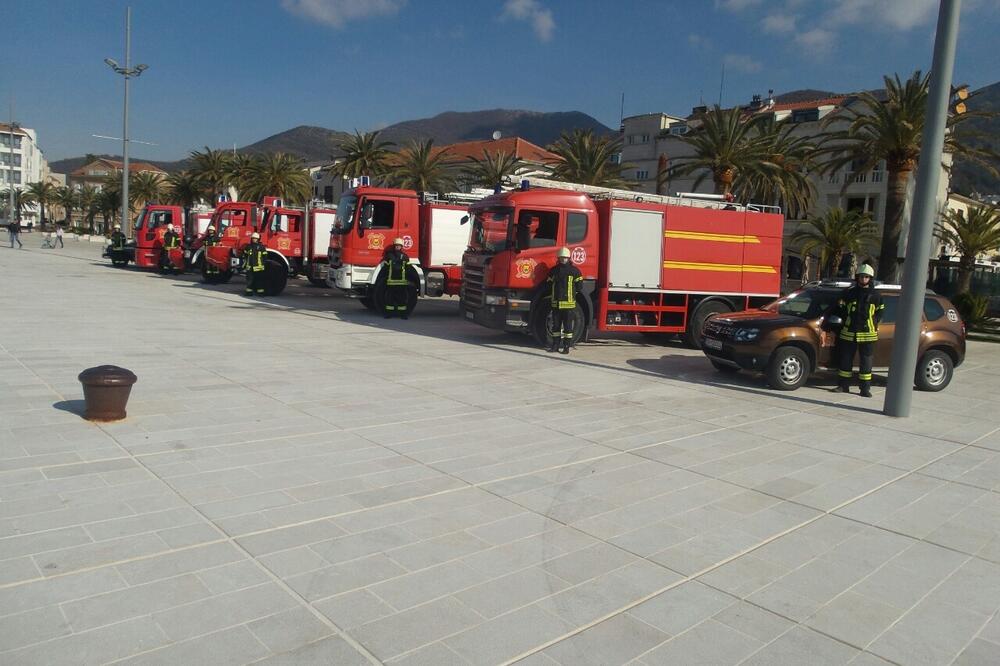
(700, 282, 966, 391)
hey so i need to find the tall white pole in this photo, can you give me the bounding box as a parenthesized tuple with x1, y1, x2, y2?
(7, 101, 15, 227)
(120, 7, 131, 238)
(884, 0, 962, 417)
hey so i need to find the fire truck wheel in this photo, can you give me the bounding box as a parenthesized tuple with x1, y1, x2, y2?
(263, 259, 288, 296)
(531, 303, 586, 347)
(307, 276, 329, 288)
(685, 300, 734, 349)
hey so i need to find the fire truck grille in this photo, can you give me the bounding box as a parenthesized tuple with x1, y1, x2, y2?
(463, 264, 485, 308)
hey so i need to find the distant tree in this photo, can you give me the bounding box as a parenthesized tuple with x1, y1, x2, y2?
(76, 185, 99, 233)
(227, 153, 258, 198)
(25, 181, 58, 230)
(96, 187, 121, 232)
(129, 171, 165, 211)
(462, 150, 527, 189)
(790, 207, 879, 278)
(331, 130, 395, 180)
(188, 147, 233, 201)
(819, 70, 998, 281)
(936, 205, 1000, 293)
(731, 116, 818, 219)
(387, 139, 455, 193)
(165, 171, 205, 211)
(547, 129, 630, 188)
(240, 153, 312, 203)
(55, 186, 79, 225)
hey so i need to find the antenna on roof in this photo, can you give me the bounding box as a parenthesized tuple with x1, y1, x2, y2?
(619, 92, 625, 126)
(718, 63, 726, 107)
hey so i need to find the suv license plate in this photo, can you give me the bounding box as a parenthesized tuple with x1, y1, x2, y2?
(704, 338, 723, 350)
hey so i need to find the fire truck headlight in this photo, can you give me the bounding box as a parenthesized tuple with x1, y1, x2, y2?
(733, 328, 760, 342)
(484, 294, 507, 306)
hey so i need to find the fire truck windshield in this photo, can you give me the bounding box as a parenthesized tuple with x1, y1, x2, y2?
(468, 207, 514, 253)
(332, 196, 357, 235)
(133, 209, 147, 231)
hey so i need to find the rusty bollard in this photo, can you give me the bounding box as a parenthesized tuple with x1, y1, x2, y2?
(78, 366, 138, 421)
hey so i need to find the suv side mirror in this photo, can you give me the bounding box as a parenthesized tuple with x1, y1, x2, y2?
(826, 315, 843, 326)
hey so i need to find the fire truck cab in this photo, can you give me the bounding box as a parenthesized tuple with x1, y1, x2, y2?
(124, 204, 212, 270)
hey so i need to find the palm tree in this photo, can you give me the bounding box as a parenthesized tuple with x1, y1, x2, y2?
(55, 186, 79, 226)
(790, 207, 879, 279)
(227, 153, 258, 198)
(165, 171, 205, 209)
(77, 185, 99, 233)
(331, 130, 395, 180)
(240, 153, 312, 203)
(386, 139, 455, 193)
(25, 181, 58, 230)
(664, 106, 776, 197)
(1, 189, 30, 220)
(819, 70, 997, 281)
(462, 150, 527, 189)
(547, 129, 631, 187)
(129, 171, 165, 211)
(936, 205, 1000, 293)
(96, 188, 120, 233)
(188, 147, 233, 200)
(731, 116, 818, 219)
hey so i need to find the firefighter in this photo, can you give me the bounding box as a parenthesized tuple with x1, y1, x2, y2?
(160, 223, 181, 272)
(381, 238, 411, 319)
(109, 224, 127, 265)
(242, 232, 267, 296)
(832, 264, 884, 397)
(547, 247, 583, 354)
(202, 225, 221, 275)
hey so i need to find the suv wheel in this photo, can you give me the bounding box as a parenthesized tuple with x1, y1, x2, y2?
(915, 350, 953, 392)
(766, 346, 810, 391)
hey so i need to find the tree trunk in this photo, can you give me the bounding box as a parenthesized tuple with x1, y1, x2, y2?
(879, 165, 912, 282)
(826, 251, 842, 279)
(958, 255, 974, 294)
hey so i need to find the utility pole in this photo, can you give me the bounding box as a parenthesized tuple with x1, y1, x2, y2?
(105, 7, 148, 238)
(6, 101, 16, 228)
(884, 0, 961, 417)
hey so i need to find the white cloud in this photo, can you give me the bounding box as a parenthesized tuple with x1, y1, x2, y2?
(688, 33, 711, 50)
(723, 53, 762, 73)
(795, 28, 836, 54)
(761, 13, 796, 34)
(281, 0, 405, 28)
(715, 0, 763, 10)
(502, 0, 555, 41)
(827, 0, 937, 31)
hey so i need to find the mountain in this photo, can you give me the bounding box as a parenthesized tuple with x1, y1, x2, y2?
(950, 81, 1000, 197)
(49, 109, 614, 175)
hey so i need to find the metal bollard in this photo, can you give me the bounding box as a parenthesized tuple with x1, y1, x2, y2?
(78, 365, 138, 421)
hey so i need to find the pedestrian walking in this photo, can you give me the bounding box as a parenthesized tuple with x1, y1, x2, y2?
(546, 247, 582, 354)
(8, 220, 22, 248)
(242, 232, 267, 296)
(55, 225, 64, 248)
(380, 238, 411, 319)
(831, 264, 884, 397)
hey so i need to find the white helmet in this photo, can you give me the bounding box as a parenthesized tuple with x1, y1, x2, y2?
(250, 232, 261, 240)
(206, 225, 216, 233)
(166, 223, 175, 232)
(856, 264, 875, 278)
(556, 247, 571, 259)
(113, 224, 121, 230)
(393, 237, 404, 247)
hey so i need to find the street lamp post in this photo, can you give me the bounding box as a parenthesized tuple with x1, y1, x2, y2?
(5, 111, 17, 229)
(104, 6, 148, 238)
(884, 0, 962, 417)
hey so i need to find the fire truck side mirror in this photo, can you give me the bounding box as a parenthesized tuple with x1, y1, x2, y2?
(460, 215, 469, 225)
(361, 203, 375, 228)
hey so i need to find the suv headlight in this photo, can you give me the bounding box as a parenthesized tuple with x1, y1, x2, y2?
(484, 294, 507, 306)
(733, 328, 760, 342)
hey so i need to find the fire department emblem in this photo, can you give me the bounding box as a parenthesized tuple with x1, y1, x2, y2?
(227, 227, 240, 238)
(515, 258, 538, 279)
(401, 235, 414, 250)
(368, 233, 386, 250)
(571, 247, 587, 264)
(277, 237, 291, 251)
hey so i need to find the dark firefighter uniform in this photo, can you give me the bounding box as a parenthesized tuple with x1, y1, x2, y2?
(381, 244, 411, 319)
(110, 230, 127, 250)
(833, 279, 884, 396)
(160, 228, 181, 272)
(547, 256, 583, 354)
(109, 228, 128, 266)
(242, 238, 268, 295)
(202, 229, 221, 275)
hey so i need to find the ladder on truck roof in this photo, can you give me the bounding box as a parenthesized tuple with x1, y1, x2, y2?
(421, 190, 491, 206)
(521, 177, 781, 215)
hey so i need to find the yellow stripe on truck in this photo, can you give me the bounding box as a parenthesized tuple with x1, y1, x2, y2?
(664, 231, 760, 243)
(663, 260, 776, 273)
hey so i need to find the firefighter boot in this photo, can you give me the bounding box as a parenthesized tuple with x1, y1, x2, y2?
(859, 381, 872, 398)
(832, 378, 851, 393)
(547, 337, 558, 353)
(560, 339, 571, 355)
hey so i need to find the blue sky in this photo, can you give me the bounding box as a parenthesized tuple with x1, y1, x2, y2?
(5, 0, 1000, 162)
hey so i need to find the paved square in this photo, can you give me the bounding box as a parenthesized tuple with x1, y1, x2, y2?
(2, 242, 999, 665)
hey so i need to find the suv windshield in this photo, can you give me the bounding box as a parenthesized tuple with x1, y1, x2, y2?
(468, 207, 513, 253)
(332, 195, 357, 235)
(763, 288, 842, 319)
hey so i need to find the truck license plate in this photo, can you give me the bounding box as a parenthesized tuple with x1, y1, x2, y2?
(704, 338, 723, 350)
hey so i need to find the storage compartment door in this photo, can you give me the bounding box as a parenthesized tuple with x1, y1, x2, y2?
(428, 208, 470, 266)
(608, 208, 663, 289)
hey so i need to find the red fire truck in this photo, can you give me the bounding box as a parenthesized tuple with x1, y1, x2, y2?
(326, 181, 485, 312)
(459, 178, 784, 348)
(197, 197, 336, 295)
(111, 203, 213, 270)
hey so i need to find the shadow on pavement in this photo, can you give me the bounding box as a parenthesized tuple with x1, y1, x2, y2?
(53, 400, 87, 417)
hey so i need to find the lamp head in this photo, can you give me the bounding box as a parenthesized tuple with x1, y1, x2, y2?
(135, 64, 148, 74)
(104, 58, 119, 69)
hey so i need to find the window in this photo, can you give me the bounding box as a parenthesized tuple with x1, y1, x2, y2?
(880, 296, 898, 324)
(148, 210, 174, 229)
(627, 135, 636, 145)
(923, 298, 945, 321)
(636, 170, 649, 180)
(0, 135, 22, 149)
(516, 210, 559, 248)
(0, 153, 21, 167)
(366, 199, 395, 229)
(669, 125, 689, 135)
(791, 109, 819, 123)
(610, 153, 621, 165)
(566, 212, 588, 244)
(323, 185, 334, 203)
(641, 134, 650, 143)
(216, 209, 248, 232)
(846, 197, 868, 214)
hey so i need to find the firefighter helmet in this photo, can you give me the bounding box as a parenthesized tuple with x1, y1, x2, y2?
(557, 247, 571, 259)
(250, 232, 261, 240)
(856, 264, 875, 278)
(393, 237, 404, 247)
(113, 224, 121, 230)
(206, 225, 216, 233)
